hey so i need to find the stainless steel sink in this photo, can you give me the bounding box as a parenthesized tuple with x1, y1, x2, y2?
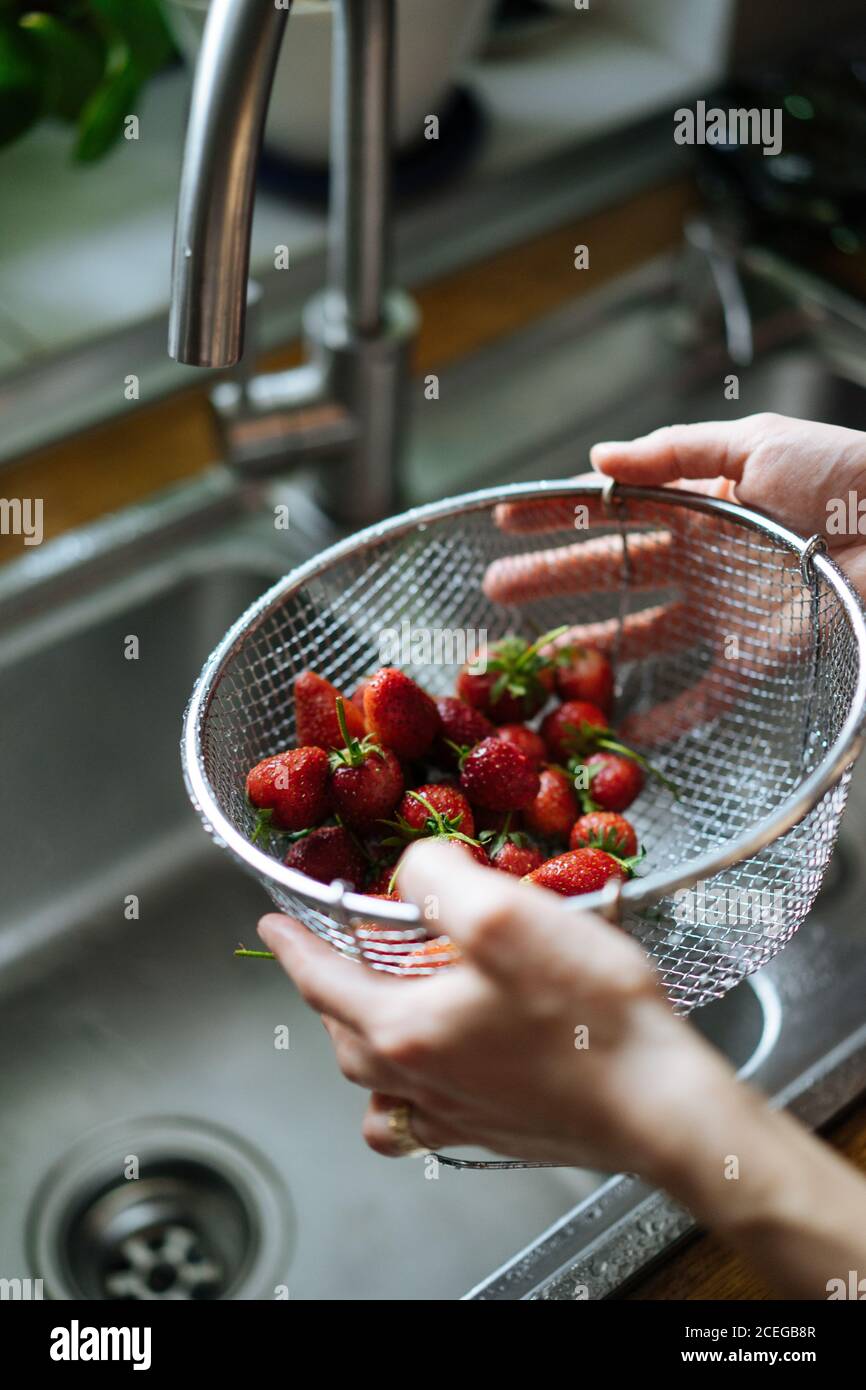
(1, 240, 865, 1300)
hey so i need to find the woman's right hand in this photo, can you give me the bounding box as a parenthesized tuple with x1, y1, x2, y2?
(484, 414, 866, 745)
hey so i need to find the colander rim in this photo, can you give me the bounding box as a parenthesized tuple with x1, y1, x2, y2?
(181, 478, 866, 925)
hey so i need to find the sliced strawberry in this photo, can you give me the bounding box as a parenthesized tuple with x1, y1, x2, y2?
(246, 746, 331, 835)
(523, 765, 578, 841)
(284, 825, 366, 887)
(524, 847, 628, 896)
(495, 722, 546, 769)
(570, 811, 637, 857)
(541, 699, 609, 762)
(459, 737, 540, 812)
(455, 628, 564, 723)
(555, 645, 614, 713)
(431, 696, 495, 767)
(363, 667, 441, 760)
(294, 670, 365, 750)
(579, 752, 644, 813)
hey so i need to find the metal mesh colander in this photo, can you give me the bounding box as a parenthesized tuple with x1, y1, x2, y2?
(182, 480, 866, 1016)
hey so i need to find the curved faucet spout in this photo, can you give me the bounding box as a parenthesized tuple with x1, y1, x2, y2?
(168, 0, 291, 368)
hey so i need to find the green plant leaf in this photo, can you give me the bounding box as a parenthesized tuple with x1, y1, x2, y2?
(74, 60, 139, 160)
(19, 14, 105, 122)
(0, 23, 42, 146)
(88, 0, 176, 75)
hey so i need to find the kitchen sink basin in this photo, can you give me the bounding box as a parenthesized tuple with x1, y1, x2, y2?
(0, 535, 779, 1301)
(2, 238, 865, 1299)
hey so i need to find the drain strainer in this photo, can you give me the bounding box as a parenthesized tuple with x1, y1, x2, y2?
(28, 1117, 295, 1301)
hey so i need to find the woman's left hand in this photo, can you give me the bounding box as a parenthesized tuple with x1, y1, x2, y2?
(257, 839, 733, 1175)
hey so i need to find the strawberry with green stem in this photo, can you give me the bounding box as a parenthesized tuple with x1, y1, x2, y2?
(456, 626, 568, 723)
(294, 669, 366, 750)
(328, 697, 403, 830)
(524, 845, 641, 897)
(380, 789, 488, 893)
(554, 644, 614, 713)
(458, 736, 540, 812)
(246, 745, 332, 841)
(543, 700, 678, 802)
(569, 810, 639, 858)
(479, 812, 545, 877)
(389, 784, 476, 841)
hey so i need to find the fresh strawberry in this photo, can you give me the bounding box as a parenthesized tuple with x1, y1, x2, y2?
(541, 699, 609, 762)
(570, 811, 638, 857)
(363, 667, 441, 760)
(459, 737, 540, 812)
(246, 746, 331, 835)
(495, 723, 546, 769)
(394, 784, 476, 840)
(350, 675, 375, 716)
(491, 839, 545, 877)
(524, 847, 628, 896)
(523, 765, 578, 841)
(455, 628, 565, 723)
(555, 645, 614, 713)
(431, 696, 495, 767)
(284, 825, 366, 887)
(579, 752, 644, 813)
(328, 698, 403, 830)
(294, 670, 366, 750)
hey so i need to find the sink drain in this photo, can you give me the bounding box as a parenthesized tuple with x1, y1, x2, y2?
(28, 1118, 295, 1301)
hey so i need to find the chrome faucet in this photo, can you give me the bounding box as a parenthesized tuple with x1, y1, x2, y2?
(168, 0, 418, 526)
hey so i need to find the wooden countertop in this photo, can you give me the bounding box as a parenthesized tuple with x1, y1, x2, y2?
(4, 173, 865, 1298)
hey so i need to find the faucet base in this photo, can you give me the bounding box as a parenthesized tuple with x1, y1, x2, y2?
(306, 287, 419, 526)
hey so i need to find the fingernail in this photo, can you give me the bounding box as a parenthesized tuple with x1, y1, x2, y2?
(257, 914, 289, 946)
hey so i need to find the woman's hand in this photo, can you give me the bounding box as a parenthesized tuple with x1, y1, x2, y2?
(484, 414, 866, 746)
(259, 838, 866, 1299)
(258, 840, 736, 1174)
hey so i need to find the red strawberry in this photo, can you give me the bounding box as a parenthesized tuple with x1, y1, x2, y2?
(328, 699, 403, 830)
(523, 765, 578, 841)
(495, 723, 546, 769)
(491, 840, 545, 877)
(459, 737, 540, 812)
(580, 752, 644, 813)
(555, 645, 614, 713)
(524, 847, 628, 896)
(246, 746, 331, 835)
(363, 667, 441, 760)
(570, 811, 637, 857)
(432, 696, 495, 767)
(541, 699, 608, 762)
(294, 670, 366, 750)
(455, 629, 563, 723)
(395, 784, 476, 840)
(284, 825, 366, 887)
(350, 675, 375, 718)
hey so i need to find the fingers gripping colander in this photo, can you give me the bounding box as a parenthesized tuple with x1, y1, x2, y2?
(183, 480, 866, 1022)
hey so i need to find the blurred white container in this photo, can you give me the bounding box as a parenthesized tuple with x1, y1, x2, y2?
(166, 0, 497, 165)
